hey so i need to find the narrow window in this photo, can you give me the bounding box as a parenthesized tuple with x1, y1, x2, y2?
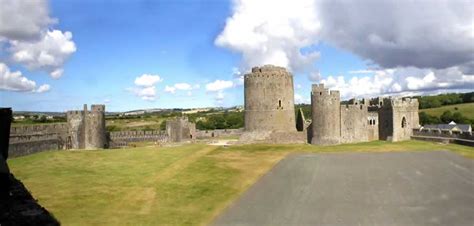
(278, 100, 282, 108)
(401, 117, 407, 128)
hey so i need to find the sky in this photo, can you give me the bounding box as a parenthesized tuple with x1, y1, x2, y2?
(0, 0, 473, 112)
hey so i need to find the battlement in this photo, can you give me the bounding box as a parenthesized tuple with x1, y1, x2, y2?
(311, 84, 339, 98)
(251, 64, 287, 73)
(66, 110, 84, 116)
(380, 97, 419, 108)
(91, 104, 105, 112)
(245, 65, 292, 80)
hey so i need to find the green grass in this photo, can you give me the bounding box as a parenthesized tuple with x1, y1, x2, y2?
(420, 103, 474, 119)
(8, 140, 474, 225)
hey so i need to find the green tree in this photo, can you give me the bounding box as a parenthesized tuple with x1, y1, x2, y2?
(440, 110, 453, 123)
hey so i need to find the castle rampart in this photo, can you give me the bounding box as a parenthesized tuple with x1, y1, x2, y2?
(244, 65, 296, 132)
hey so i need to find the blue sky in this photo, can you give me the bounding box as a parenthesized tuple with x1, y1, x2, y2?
(1, 0, 473, 112)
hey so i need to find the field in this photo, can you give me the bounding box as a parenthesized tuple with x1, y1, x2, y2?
(420, 103, 474, 119)
(8, 141, 474, 225)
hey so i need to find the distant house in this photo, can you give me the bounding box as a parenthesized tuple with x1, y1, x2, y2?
(420, 121, 472, 135)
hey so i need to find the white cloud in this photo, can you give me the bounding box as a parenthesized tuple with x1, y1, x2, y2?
(35, 84, 50, 93)
(323, 66, 474, 99)
(128, 86, 157, 101)
(164, 82, 199, 94)
(218, 0, 474, 96)
(308, 71, 321, 82)
(0, 62, 49, 93)
(130, 74, 163, 101)
(0, 63, 36, 91)
(0, 0, 55, 41)
(164, 85, 176, 94)
(174, 83, 192, 90)
(205, 80, 234, 92)
(318, 0, 474, 72)
(9, 29, 76, 78)
(134, 74, 162, 87)
(215, 0, 320, 73)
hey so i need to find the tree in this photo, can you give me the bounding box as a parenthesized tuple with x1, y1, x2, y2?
(440, 110, 453, 123)
(419, 112, 440, 125)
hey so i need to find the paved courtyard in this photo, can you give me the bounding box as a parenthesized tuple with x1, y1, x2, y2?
(212, 151, 474, 226)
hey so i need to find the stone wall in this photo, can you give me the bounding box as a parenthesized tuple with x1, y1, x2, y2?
(311, 84, 341, 145)
(340, 100, 369, 143)
(379, 98, 419, 141)
(244, 65, 296, 132)
(195, 128, 243, 139)
(8, 124, 68, 157)
(367, 111, 379, 141)
(109, 130, 168, 148)
(67, 104, 107, 149)
(166, 117, 196, 142)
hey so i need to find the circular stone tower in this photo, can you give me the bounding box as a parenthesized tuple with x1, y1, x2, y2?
(86, 104, 107, 149)
(310, 84, 341, 145)
(244, 65, 296, 132)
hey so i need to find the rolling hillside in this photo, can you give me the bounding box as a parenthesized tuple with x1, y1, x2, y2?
(420, 103, 474, 119)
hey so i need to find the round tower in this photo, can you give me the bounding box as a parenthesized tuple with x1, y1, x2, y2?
(244, 65, 296, 132)
(66, 106, 86, 149)
(85, 104, 107, 149)
(311, 84, 341, 145)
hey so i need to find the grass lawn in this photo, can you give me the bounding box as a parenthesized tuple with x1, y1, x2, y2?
(8, 140, 474, 225)
(420, 103, 474, 119)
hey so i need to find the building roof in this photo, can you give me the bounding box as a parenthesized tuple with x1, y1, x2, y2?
(423, 124, 472, 132)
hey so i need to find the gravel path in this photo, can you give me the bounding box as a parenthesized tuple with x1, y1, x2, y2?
(212, 151, 474, 226)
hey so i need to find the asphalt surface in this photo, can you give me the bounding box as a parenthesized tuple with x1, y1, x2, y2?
(212, 151, 474, 226)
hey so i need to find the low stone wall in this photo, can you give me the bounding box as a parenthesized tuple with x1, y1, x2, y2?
(9, 138, 60, 157)
(239, 130, 306, 144)
(195, 129, 244, 139)
(109, 130, 168, 148)
(8, 124, 70, 157)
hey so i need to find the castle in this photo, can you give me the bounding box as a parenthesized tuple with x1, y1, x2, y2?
(241, 65, 420, 145)
(66, 104, 107, 149)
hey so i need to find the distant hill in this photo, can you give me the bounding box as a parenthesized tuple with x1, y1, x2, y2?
(420, 103, 474, 119)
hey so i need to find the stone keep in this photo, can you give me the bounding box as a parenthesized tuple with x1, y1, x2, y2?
(166, 117, 196, 142)
(244, 65, 296, 132)
(66, 104, 107, 149)
(378, 98, 419, 141)
(311, 84, 341, 145)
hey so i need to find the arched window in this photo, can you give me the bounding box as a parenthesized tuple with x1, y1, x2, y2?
(401, 117, 407, 128)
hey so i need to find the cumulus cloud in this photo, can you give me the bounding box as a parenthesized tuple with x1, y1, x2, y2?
(164, 82, 198, 94)
(130, 74, 163, 101)
(128, 86, 157, 101)
(134, 74, 162, 87)
(215, 0, 321, 73)
(0, 0, 76, 92)
(218, 0, 474, 96)
(0, 62, 49, 93)
(35, 84, 50, 93)
(317, 0, 474, 72)
(205, 80, 234, 92)
(322, 66, 474, 99)
(0, 0, 55, 41)
(9, 30, 76, 78)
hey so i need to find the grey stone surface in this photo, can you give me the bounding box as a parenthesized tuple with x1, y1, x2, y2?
(66, 104, 107, 149)
(310, 83, 419, 145)
(244, 65, 296, 133)
(213, 151, 474, 226)
(166, 116, 196, 142)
